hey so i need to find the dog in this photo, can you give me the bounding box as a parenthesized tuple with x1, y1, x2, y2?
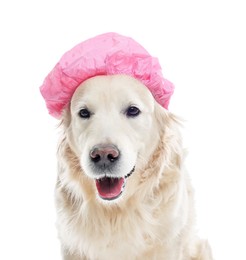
(55, 75, 213, 259)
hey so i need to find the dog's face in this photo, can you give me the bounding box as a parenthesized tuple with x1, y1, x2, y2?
(67, 75, 162, 202)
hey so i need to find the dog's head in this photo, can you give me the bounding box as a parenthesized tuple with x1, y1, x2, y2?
(61, 75, 180, 202)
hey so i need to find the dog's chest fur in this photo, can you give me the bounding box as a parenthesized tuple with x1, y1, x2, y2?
(56, 186, 190, 260)
(56, 144, 192, 259)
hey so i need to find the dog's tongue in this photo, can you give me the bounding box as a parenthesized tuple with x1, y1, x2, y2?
(95, 177, 124, 200)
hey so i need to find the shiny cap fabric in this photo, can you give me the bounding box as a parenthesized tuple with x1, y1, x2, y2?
(40, 32, 174, 118)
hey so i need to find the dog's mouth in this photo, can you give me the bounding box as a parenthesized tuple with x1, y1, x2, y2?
(95, 167, 135, 201)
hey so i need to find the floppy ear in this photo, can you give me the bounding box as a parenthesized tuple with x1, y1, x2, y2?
(154, 102, 182, 132)
(57, 105, 73, 151)
(154, 102, 184, 169)
(59, 104, 72, 129)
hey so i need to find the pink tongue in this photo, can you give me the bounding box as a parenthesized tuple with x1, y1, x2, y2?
(95, 177, 124, 200)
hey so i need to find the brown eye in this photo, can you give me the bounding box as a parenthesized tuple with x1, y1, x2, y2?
(79, 108, 91, 119)
(125, 106, 141, 117)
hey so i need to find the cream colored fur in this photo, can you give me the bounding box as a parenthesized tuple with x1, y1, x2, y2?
(55, 75, 213, 260)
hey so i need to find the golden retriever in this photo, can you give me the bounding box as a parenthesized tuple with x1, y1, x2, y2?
(55, 75, 213, 259)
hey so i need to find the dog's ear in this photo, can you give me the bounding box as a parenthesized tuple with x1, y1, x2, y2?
(154, 102, 182, 133)
(60, 104, 72, 129)
(154, 102, 184, 169)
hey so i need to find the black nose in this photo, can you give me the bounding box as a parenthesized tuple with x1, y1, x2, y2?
(90, 144, 120, 168)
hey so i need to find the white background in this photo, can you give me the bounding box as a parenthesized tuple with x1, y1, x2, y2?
(0, 0, 245, 259)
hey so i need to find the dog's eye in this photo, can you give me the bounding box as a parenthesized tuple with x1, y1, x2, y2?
(126, 106, 141, 117)
(78, 108, 91, 119)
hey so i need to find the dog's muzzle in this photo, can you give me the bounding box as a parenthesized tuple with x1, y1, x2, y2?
(89, 144, 135, 201)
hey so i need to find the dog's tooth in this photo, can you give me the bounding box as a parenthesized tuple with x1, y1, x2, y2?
(121, 184, 125, 191)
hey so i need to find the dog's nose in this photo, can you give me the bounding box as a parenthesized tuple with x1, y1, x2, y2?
(90, 144, 120, 167)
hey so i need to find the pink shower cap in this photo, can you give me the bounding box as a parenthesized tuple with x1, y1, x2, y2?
(40, 32, 174, 118)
